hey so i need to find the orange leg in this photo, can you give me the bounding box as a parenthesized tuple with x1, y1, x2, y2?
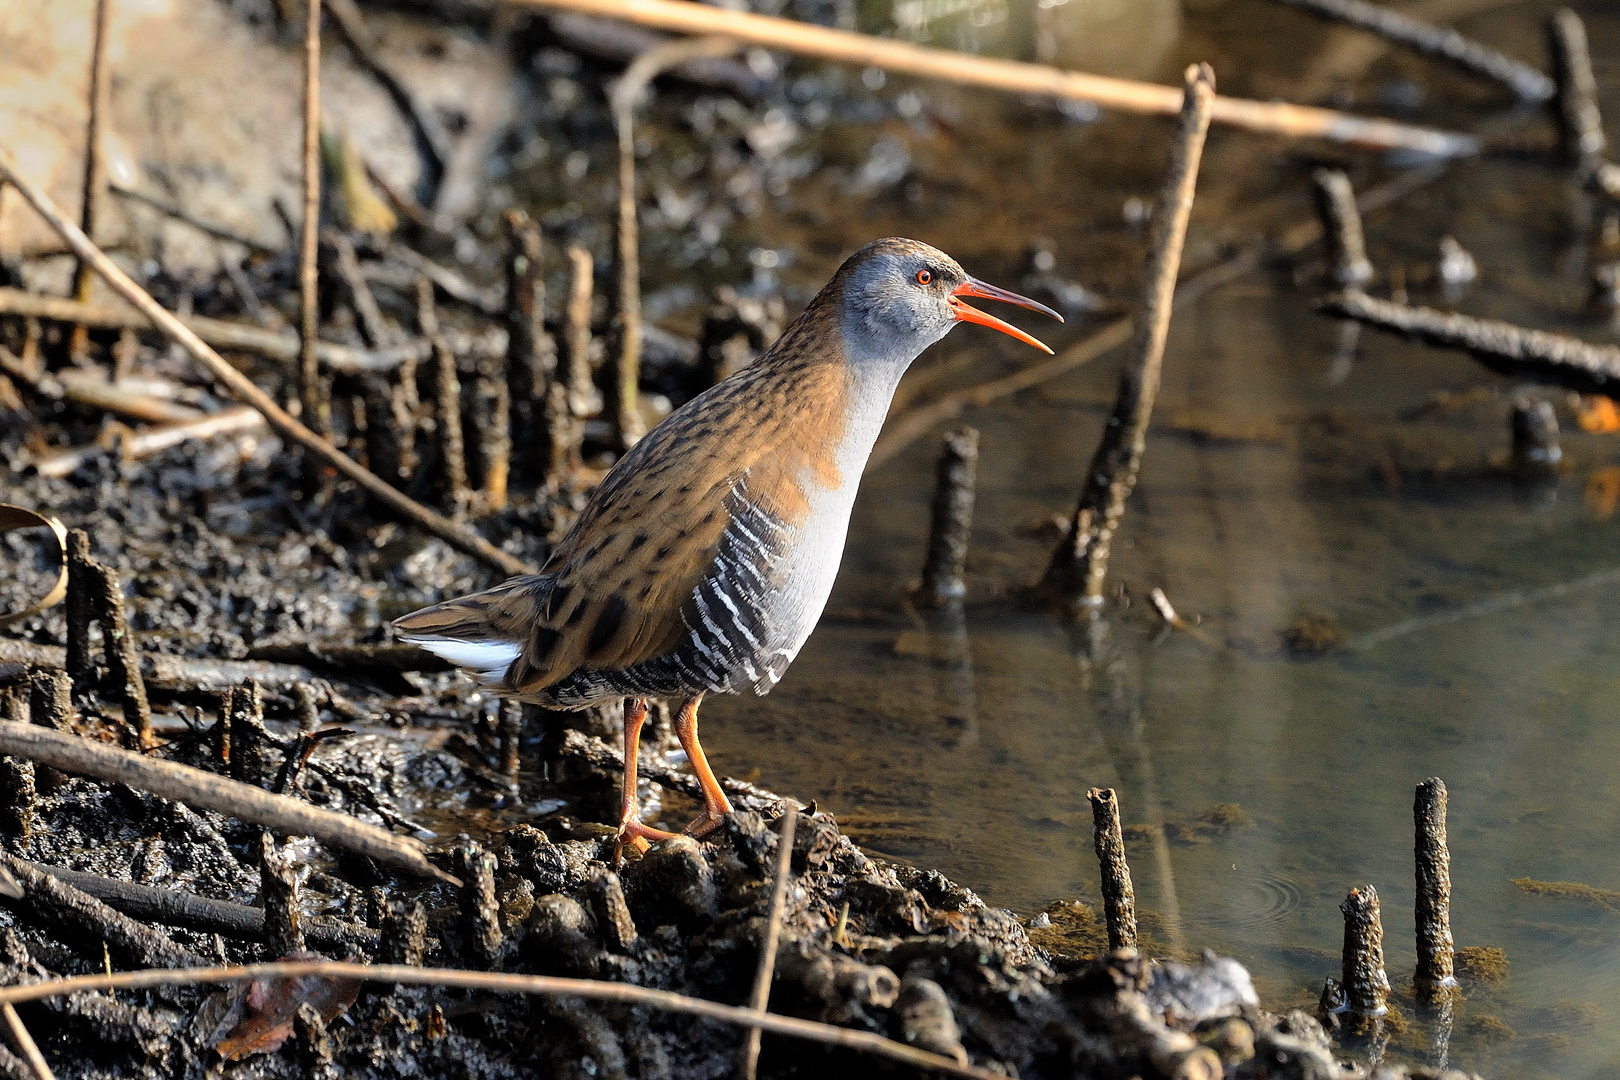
(674, 695, 734, 838)
(614, 697, 678, 859)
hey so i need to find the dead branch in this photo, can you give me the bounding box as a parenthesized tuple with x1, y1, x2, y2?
(0, 638, 315, 691)
(1318, 290, 1620, 396)
(741, 804, 797, 1080)
(1547, 8, 1605, 169)
(0, 960, 1005, 1080)
(0, 853, 200, 970)
(0, 1004, 53, 1080)
(31, 407, 268, 479)
(0, 721, 455, 885)
(300, 0, 327, 434)
(23, 860, 382, 953)
(0, 287, 505, 374)
(385, 243, 502, 315)
(548, 13, 767, 99)
(0, 154, 534, 577)
(1272, 0, 1553, 102)
(109, 184, 279, 254)
(69, 0, 114, 358)
(1041, 66, 1216, 607)
(55, 375, 205, 425)
(511, 0, 1479, 157)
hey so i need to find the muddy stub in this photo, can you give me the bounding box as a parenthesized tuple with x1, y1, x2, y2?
(1339, 885, 1390, 1019)
(1414, 778, 1455, 1001)
(1088, 787, 1138, 951)
(917, 426, 979, 607)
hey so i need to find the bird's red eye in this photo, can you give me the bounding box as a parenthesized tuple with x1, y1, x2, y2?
(916, 269, 932, 286)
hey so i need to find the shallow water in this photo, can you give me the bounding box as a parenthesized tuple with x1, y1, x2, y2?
(650, 0, 1620, 1074)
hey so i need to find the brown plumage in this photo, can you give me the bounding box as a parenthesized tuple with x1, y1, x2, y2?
(395, 238, 1059, 853)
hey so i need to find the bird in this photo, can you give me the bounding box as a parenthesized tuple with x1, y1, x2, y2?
(394, 237, 1060, 854)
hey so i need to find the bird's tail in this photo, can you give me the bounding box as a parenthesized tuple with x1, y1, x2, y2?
(392, 574, 553, 685)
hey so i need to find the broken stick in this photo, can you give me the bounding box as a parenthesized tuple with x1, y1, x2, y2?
(0, 721, 455, 885)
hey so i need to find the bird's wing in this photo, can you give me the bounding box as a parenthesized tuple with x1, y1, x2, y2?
(397, 353, 853, 697)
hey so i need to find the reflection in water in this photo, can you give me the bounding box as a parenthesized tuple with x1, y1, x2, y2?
(1070, 615, 1184, 951)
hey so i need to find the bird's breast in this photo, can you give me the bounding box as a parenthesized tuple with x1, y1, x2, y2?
(727, 362, 902, 692)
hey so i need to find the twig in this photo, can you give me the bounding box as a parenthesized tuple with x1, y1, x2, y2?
(57, 376, 204, 425)
(300, 0, 326, 435)
(741, 804, 797, 1080)
(0, 636, 345, 692)
(1313, 169, 1372, 289)
(321, 0, 453, 194)
(0, 960, 1004, 1080)
(329, 230, 395, 348)
(512, 0, 1479, 157)
(0, 153, 535, 577)
(917, 428, 978, 607)
(0, 1003, 54, 1080)
(0, 852, 199, 969)
(23, 860, 380, 953)
(386, 243, 502, 315)
(1414, 778, 1455, 1003)
(69, 0, 115, 362)
(1086, 787, 1137, 951)
(0, 287, 505, 375)
(1041, 65, 1215, 608)
(564, 245, 598, 427)
(1272, 0, 1553, 102)
(0, 721, 456, 885)
(1318, 290, 1620, 397)
(31, 407, 268, 479)
(1340, 885, 1390, 1018)
(109, 184, 279, 254)
(608, 38, 741, 452)
(1547, 8, 1605, 169)
(1146, 587, 1223, 651)
(548, 13, 767, 99)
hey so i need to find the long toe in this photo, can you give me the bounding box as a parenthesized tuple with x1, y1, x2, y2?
(683, 812, 728, 840)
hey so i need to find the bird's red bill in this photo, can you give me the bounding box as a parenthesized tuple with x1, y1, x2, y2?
(948, 278, 1063, 354)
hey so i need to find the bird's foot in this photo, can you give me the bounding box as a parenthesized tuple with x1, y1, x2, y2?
(613, 816, 680, 865)
(682, 811, 728, 840)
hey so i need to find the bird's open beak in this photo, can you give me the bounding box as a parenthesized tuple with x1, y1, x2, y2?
(948, 278, 1064, 355)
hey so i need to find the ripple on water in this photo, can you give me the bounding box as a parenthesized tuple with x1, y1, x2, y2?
(1179, 868, 1307, 940)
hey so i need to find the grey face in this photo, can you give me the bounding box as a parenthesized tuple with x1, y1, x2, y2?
(839, 238, 967, 359)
